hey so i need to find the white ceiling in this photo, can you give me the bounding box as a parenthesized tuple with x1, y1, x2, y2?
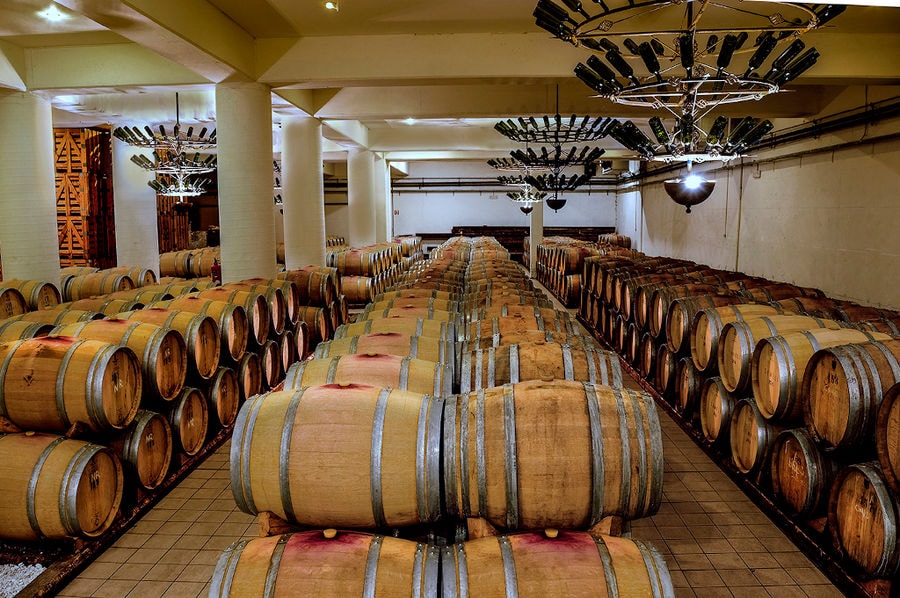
(1, 0, 899, 158)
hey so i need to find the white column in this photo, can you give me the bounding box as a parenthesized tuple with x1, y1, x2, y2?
(347, 148, 377, 247)
(112, 137, 160, 274)
(373, 153, 390, 243)
(0, 92, 59, 284)
(215, 82, 276, 283)
(529, 202, 544, 277)
(383, 159, 394, 242)
(282, 116, 326, 267)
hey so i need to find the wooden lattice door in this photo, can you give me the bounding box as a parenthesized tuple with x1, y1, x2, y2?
(54, 128, 116, 269)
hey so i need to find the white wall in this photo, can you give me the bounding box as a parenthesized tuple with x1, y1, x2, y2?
(392, 160, 616, 235)
(618, 117, 900, 308)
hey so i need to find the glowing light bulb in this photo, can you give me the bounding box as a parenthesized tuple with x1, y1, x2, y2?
(37, 5, 69, 22)
(683, 173, 704, 190)
(324, 1, 339, 11)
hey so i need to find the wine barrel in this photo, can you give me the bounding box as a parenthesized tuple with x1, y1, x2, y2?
(236, 351, 263, 401)
(770, 428, 838, 518)
(278, 267, 337, 306)
(690, 304, 786, 372)
(261, 339, 282, 390)
(360, 305, 458, 328)
(674, 356, 703, 418)
(294, 320, 309, 361)
(803, 339, 900, 450)
(279, 329, 298, 372)
(0, 280, 60, 311)
(341, 275, 374, 305)
(442, 531, 673, 598)
(105, 289, 174, 305)
(109, 266, 157, 287)
(0, 336, 141, 433)
(12, 308, 103, 325)
(718, 315, 848, 393)
(52, 319, 187, 402)
(284, 354, 452, 397)
(0, 319, 53, 341)
(66, 297, 144, 316)
(0, 286, 28, 319)
(296, 305, 329, 345)
(459, 342, 622, 393)
(196, 288, 270, 348)
(335, 317, 456, 343)
(752, 328, 892, 423)
(113, 308, 220, 380)
(231, 386, 442, 528)
(112, 409, 172, 490)
(210, 530, 439, 598)
(444, 380, 662, 529)
(638, 332, 658, 379)
(647, 283, 722, 338)
(221, 280, 288, 337)
(699, 377, 739, 446)
(376, 289, 457, 302)
(666, 294, 745, 353)
(153, 297, 248, 363)
(158, 250, 193, 278)
(314, 332, 455, 369)
(828, 462, 900, 578)
(65, 271, 134, 301)
(0, 432, 122, 541)
(368, 296, 459, 314)
(205, 367, 240, 427)
(168, 387, 208, 457)
(464, 315, 581, 345)
(654, 345, 678, 403)
(730, 399, 783, 475)
(877, 382, 900, 494)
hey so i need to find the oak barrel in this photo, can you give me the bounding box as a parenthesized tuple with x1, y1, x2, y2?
(284, 354, 452, 397)
(0, 432, 122, 541)
(0, 336, 141, 433)
(459, 342, 622, 393)
(314, 332, 454, 367)
(444, 380, 662, 529)
(168, 387, 208, 457)
(770, 428, 837, 518)
(442, 531, 673, 598)
(236, 352, 263, 401)
(699, 377, 739, 446)
(690, 304, 786, 372)
(0, 280, 59, 311)
(730, 398, 783, 475)
(335, 317, 455, 343)
(210, 531, 439, 598)
(52, 319, 187, 402)
(153, 296, 248, 363)
(231, 385, 442, 528)
(112, 409, 172, 490)
(0, 319, 53, 341)
(877, 382, 900, 494)
(205, 367, 240, 427)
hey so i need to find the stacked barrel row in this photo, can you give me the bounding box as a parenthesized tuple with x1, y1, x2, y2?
(328, 239, 424, 306)
(533, 237, 601, 308)
(276, 266, 347, 346)
(598, 233, 632, 249)
(159, 247, 220, 278)
(0, 273, 313, 546)
(573, 243, 900, 586)
(211, 236, 674, 597)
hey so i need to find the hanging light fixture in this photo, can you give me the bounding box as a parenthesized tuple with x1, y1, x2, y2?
(536, 0, 839, 110)
(664, 161, 715, 213)
(113, 93, 217, 202)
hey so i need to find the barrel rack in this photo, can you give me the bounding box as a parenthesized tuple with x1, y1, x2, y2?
(576, 312, 894, 598)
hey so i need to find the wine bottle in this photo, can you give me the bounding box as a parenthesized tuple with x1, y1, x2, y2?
(815, 4, 846, 27)
(560, 0, 591, 18)
(638, 42, 662, 81)
(535, 0, 576, 24)
(586, 55, 622, 90)
(678, 114, 694, 145)
(763, 39, 805, 81)
(605, 49, 640, 85)
(706, 116, 729, 145)
(651, 38, 666, 56)
(735, 119, 774, 151)
(649, 116, 671, 146)
(624, 38, 641, 55)
(744, 33, 777, 77)
(580, 38, 605, 53)
(775, 48, 820, 86)
(599, 38, 620, 53)
(706, 35, 719, 55)
(723, 116, 758, 152)
(679, 34, 695, 72)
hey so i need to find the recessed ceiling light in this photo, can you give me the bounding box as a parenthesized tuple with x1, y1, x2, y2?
(324, 1, 339, 12)
(37, 4, 69, 22)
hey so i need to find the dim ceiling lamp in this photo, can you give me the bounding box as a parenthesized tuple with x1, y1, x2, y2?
(324, 1, 339, 12)
(664, 161, 715, 213)
(37, 4, 69, 22)
(113, 93, 217, 201)
(537, 0, 840, 111)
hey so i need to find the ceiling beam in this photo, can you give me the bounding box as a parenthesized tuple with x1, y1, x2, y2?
(0, 41, 25, 91)
(55, 0, 256, 82)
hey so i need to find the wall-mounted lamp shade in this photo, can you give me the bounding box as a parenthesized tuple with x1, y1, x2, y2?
(664, 176, 715, 213)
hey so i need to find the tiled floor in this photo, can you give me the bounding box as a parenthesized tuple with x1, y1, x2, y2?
(55, 277, 845, 597)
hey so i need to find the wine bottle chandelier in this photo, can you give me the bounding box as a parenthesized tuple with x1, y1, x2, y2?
(535, 0, 842, 111)
(113, 93, 217, 201)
